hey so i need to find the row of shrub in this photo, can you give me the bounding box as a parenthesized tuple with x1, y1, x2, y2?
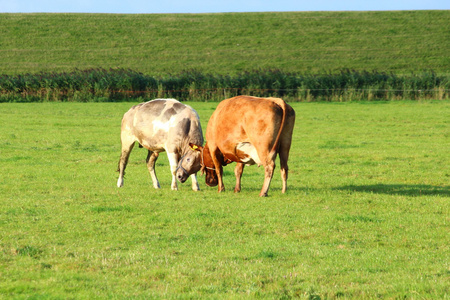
(0, 68, 448, 102)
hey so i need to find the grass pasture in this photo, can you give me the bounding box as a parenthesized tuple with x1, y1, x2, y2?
(0, 100, 449, 298)
(1, 11, 449, 76)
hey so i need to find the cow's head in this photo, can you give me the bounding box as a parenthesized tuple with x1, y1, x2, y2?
(186, 142, 219, 187)
(175, 145, 202, 183)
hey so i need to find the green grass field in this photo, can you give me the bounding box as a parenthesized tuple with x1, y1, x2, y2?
(0, 100, 448, 298)
(1, 10, 449, 76)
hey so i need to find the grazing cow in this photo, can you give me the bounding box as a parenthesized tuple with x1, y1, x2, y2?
(117, 99, 203, 191)
(188, 95, 295, 197)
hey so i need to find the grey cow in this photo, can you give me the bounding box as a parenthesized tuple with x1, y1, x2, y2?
(117, 99, 203, 191)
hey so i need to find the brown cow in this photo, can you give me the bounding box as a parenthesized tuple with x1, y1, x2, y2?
(186, 95, 295, 197)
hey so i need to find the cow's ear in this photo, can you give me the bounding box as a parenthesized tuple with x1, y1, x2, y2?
(189, 143, 202, 151)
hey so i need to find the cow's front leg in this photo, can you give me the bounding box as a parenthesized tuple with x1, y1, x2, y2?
(190, 173, 200, 191)
(167, 152, 179, 190)
(215, 164, 225, 193)
(146, 151, 160, 189)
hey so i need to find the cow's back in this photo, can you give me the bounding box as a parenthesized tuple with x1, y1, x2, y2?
(122, 99, 202, 152)
(206, 96, 285, 163)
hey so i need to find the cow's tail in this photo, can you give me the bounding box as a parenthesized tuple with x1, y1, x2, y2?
(268, 97, 287, 159)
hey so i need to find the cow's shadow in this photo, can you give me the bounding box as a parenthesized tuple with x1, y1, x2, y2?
(335, 184, 449, 197)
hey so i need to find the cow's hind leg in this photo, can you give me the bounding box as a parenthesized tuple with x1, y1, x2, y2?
(117, 140, 135, 187)
(167, 152, 180, 191)
(260, 159, 275, 197)
(279, 145, 290, 193)
(234, 163, 245, 193)
(146, 151, 161, 189)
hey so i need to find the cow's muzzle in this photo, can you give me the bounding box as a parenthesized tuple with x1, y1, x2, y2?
(175, 166, 189, 183)
(205, 169, 218, 187)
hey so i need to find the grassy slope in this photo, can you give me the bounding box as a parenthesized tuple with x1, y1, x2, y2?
(0, 101, 448, 298)
(0, 11, 449, 76)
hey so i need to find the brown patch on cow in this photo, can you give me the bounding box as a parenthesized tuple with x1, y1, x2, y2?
(162, 107, 176, 121)
(172, 102, 186, 113)
(235, 148, 250, 162)
(146, 100, 166, 114)
(160, 102, 187, 122)
(178, 118, 191, 136)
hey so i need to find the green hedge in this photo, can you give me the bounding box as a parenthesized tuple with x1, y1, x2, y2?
(1, 68, 448, 102)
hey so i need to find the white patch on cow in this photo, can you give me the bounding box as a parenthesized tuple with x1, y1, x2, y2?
(237, 142, 261, 166)
(152, 119, 169, 132)
(152, 114, 180, 131)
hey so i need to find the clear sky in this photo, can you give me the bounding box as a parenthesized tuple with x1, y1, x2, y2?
(1, 0, 449, 14)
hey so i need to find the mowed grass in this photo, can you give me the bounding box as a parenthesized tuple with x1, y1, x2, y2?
(0, 100, 449, 298)
(1, 10, 449, 76)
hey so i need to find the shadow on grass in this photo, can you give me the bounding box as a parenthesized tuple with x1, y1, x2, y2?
(336, 184, 449, 197)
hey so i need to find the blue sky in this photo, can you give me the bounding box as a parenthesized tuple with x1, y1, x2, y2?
(1, 0, 449, 14)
